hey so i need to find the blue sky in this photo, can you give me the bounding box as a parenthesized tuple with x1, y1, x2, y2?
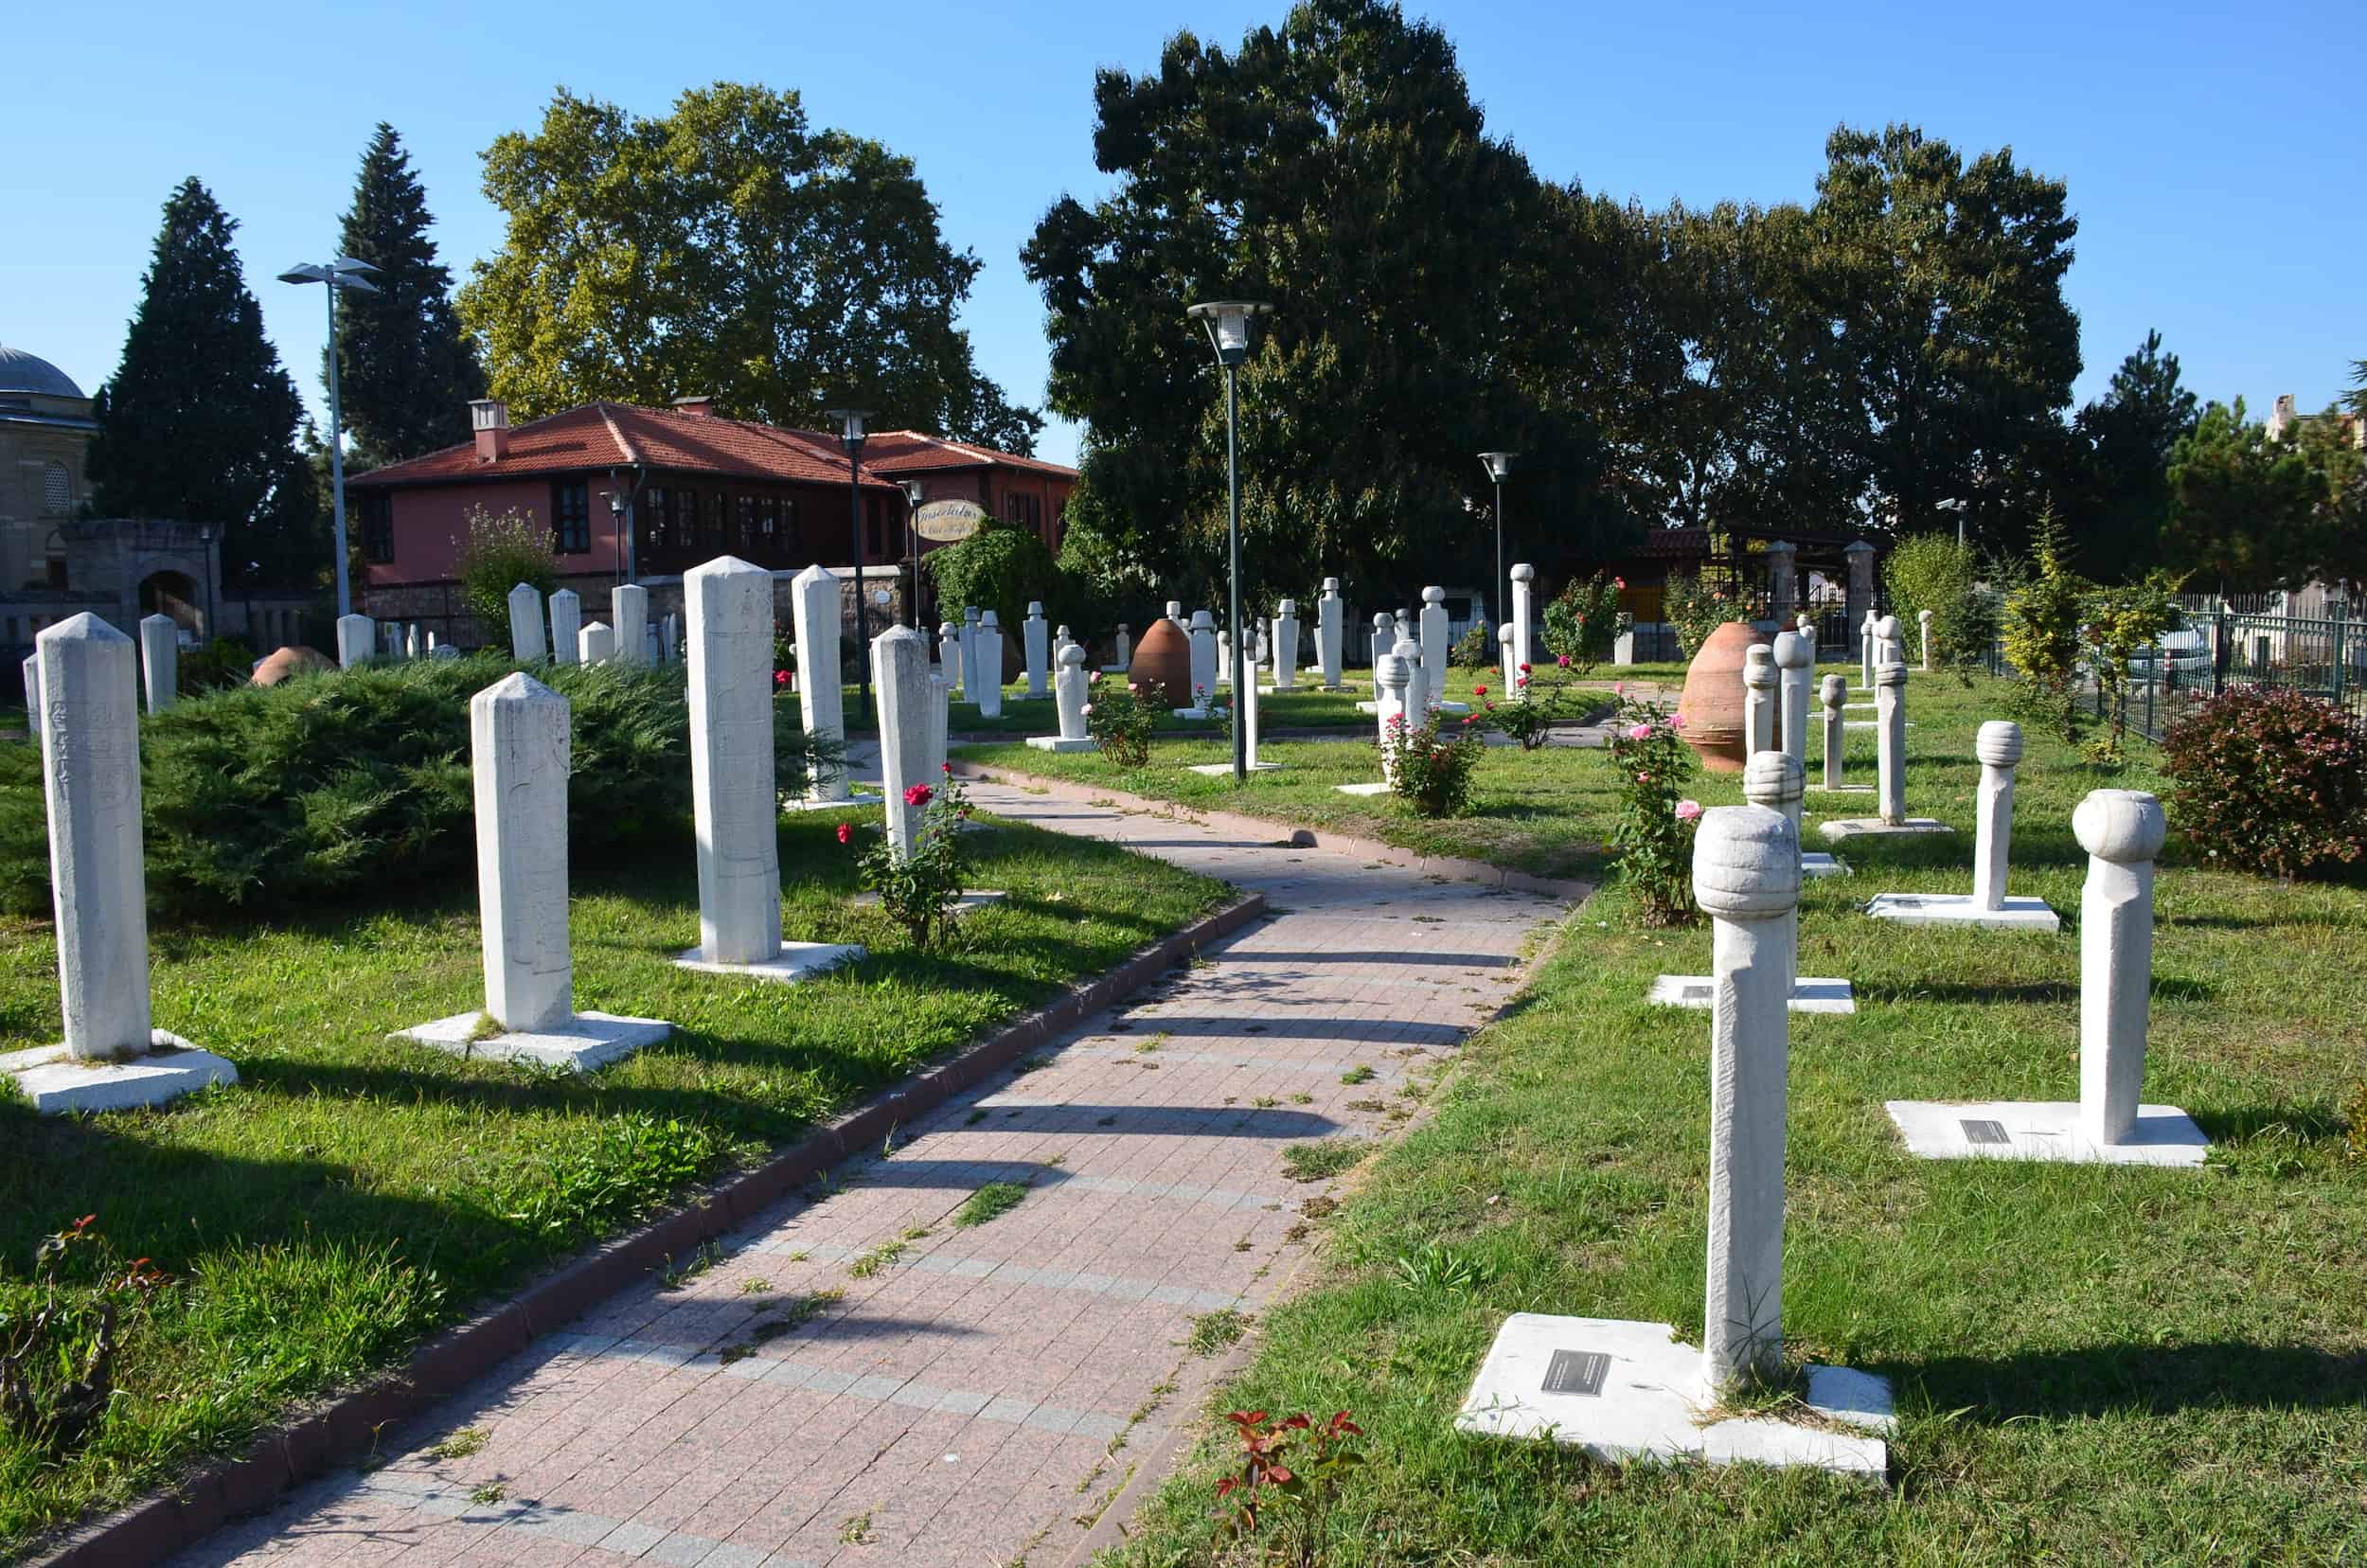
(6, 0, 2358, 469)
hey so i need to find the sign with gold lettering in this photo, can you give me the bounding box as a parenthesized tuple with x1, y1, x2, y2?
(915, 500, 987, 543)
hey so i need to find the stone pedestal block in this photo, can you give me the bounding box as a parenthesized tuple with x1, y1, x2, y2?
(682, 558, 784, 969)
(1317, 579, 1344, 688)
(1272, 600, 1301, 690)
(578, 621, 615, 664)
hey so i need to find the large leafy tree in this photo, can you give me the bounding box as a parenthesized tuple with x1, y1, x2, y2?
(2054, 330, 2198, 581)
(332, 123, 486, 465)
(460, 83, 1041, 452)
(2162, 399, 2324, 592)
(88, 177, 319, 587)
(1023, 0, 1630, 607)
(1811, 125, 2082, 546)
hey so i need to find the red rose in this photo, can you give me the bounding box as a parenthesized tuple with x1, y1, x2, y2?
(835, 823, 851, 845)
(904, 784, 934, 807)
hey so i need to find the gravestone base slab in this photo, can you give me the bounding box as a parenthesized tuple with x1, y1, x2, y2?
(1455, 1313, 1891, 1476)
(1335, 781, 1392, 796)
(1186, 760, 1286, 776)
(848, 890, 1007, 918)
(1843, 721, 1917, 730)
(1171, 706, 1213, 721)
(2, 1034, 237, 1114)
(399, 1010, 672, 1073)
(1354, 700, 1384, 716)
(1648, 975, 1857, 1014)
(1807, 784, 1876, 798)
(674, 942, 865, 984)
(1820, 817, 1952, 844)
(1803, 853, 1851, 878)
(1025, 736, 1098, 753)
(781, 791, 883, 814)
(1884, 1099, 2208, 1167)
(1864, 893, 2059, 931)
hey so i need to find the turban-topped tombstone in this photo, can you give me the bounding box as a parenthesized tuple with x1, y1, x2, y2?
(1866, 721, 2057, 931)
(1316, 579, 1345, 689)
(3, 616, 238, 1112)
(1456, 804, 1893, 1473)
(1884, 789, 2206, 1167)
(1821, 662, 1951, 843)
(1027, 644, 1096, 753)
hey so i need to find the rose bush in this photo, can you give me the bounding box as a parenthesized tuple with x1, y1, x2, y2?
(1606, 695, 1700, 926)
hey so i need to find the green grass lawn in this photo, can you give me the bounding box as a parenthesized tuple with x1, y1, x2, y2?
(1103, 675, 2367, 1564)
(844, 670, 1390, 738)
(0, 806, 1224, 1555)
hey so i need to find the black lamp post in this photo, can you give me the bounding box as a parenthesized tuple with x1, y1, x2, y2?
(1479, 452, 1517, 638)
(901, 478, 928, 628)
(1186, 300, 1272, 783)
(827, 406, 874, 710)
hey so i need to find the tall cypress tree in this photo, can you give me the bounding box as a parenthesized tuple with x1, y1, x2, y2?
(332, 123, 485, 464)
(88, 176, 319, 587)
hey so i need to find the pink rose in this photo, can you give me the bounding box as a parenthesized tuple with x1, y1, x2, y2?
(1080, 703, 1094, 716)
(1675, 799, 1702, 821)
(1669, 713, 1687, 730)
(1612, 681, 1624, 694)
(1627, 723, 1652, 740)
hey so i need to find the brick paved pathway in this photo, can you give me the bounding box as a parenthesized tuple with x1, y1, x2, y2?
(178, 779, 1571, 1568)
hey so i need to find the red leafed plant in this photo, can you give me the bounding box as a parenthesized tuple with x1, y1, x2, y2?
(2161, 684, 2367, 878)
(1213, 1408, 1363, 1554)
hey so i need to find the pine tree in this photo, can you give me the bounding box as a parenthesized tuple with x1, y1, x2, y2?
(332, 123, 485, 464)
(88, 177, 319, 587)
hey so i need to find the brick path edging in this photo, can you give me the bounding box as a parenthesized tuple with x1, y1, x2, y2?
(30, 892, 1269, 1568)
(951, 763, 1593, 904)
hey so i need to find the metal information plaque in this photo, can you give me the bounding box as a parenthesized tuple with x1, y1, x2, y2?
(1540, 1349, 1610, 1398)
(1960, 1118, 2011, 1146)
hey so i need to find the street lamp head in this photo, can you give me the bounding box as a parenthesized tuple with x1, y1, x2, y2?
(1479, 451, 1518, 484)
(278, 259, 378, 293)
(1185, 300, 1272, 366)
(276, 263, 332, 286)
(901, 479, 928, 508)
(329, 257, 381, 276)
(825, 406, 872, 442)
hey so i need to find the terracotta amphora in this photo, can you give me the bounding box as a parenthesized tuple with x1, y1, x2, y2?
(1129, 615, 1193, 708)
(1676, 620, 1767, 774)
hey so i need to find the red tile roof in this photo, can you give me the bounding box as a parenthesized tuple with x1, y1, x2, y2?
(350, 402, 1074, 490)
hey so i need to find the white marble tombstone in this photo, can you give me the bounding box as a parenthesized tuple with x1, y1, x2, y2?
(1419, 587, 1452, 712)
(792, 565, 849, 805)
(938, 619, 964, 696)
(1104, 622, 1131, 675)
(1822, 662, 1949, 841)
(1216, 621, 1233, 688)
(400, 672, 670, 1069)
(138, 614, 176, 715)
(976, 611, 1006, 718)
(1884, 789, 2203, 1167)
(1499, 621, 1517, 692)
(1773, 630, 1812, 770)
(1819, 674, 1853, 792)
(1400, 633, 1431, 720)
(1187, 611, 1219, 704)
(1453, 801, 1890, 1474)
(1750, 744, 1846, 882)
(1373, 612, 1396, 668)
(1166, 600, 1185, 636)
(927, 668, 951, 798)
(2, 616, 236, 1112)
(1873, 614, 1903, 670)
(1023, 601, 1050, 696)
(874, 624, 936, 857)
(1335, 648, 1412, 797)
(1918, 609, 1933, 671)
(548, 591, 581, 667)
(578, 621, 616, 665)
(1509, 562, 1537, 675)
(1653, 760, 1852, 1013)
(614, 583, 650, 668)
(676, 558, 862, 983)
(405, 624, 421, 660)
(1743, 645, 1777, 757)
(1028, 644, 1095, 752)
(21, 652, 42, 747)
(1859, 609, 1876, 690)
(660, 612, 679, 665)
(1866, 721, 2057, 930)
(2078, 791, 2165, 1148)
(507, 583, 547, 662)
(1054, 624, 1076, 667)
(1696, 805, 1798, 1391)
(1271, 599, 1301, 690)
(1317, 579, 1345, 688)
(961, 607, 983, 699)
(336, 613, 375, 669)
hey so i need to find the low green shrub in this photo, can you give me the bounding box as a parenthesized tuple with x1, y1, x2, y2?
(1450, 622, 1493, 668)
(1607, 694, 1700, 926)
(454, 506, 558, 650)
(2161, 685, 2367, 878)
(1085, 676, 1157, 768)
(0, 655, 834, 915)
(177, 635, 258, 697)
(1540, 572, 1628, 674)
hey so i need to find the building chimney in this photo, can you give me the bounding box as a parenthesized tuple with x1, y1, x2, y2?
(471, 399, 510, 462)
(671, 394, 716, 418)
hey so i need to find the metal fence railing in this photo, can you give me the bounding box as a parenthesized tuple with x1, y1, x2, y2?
(1981, 604, 2364, 745)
